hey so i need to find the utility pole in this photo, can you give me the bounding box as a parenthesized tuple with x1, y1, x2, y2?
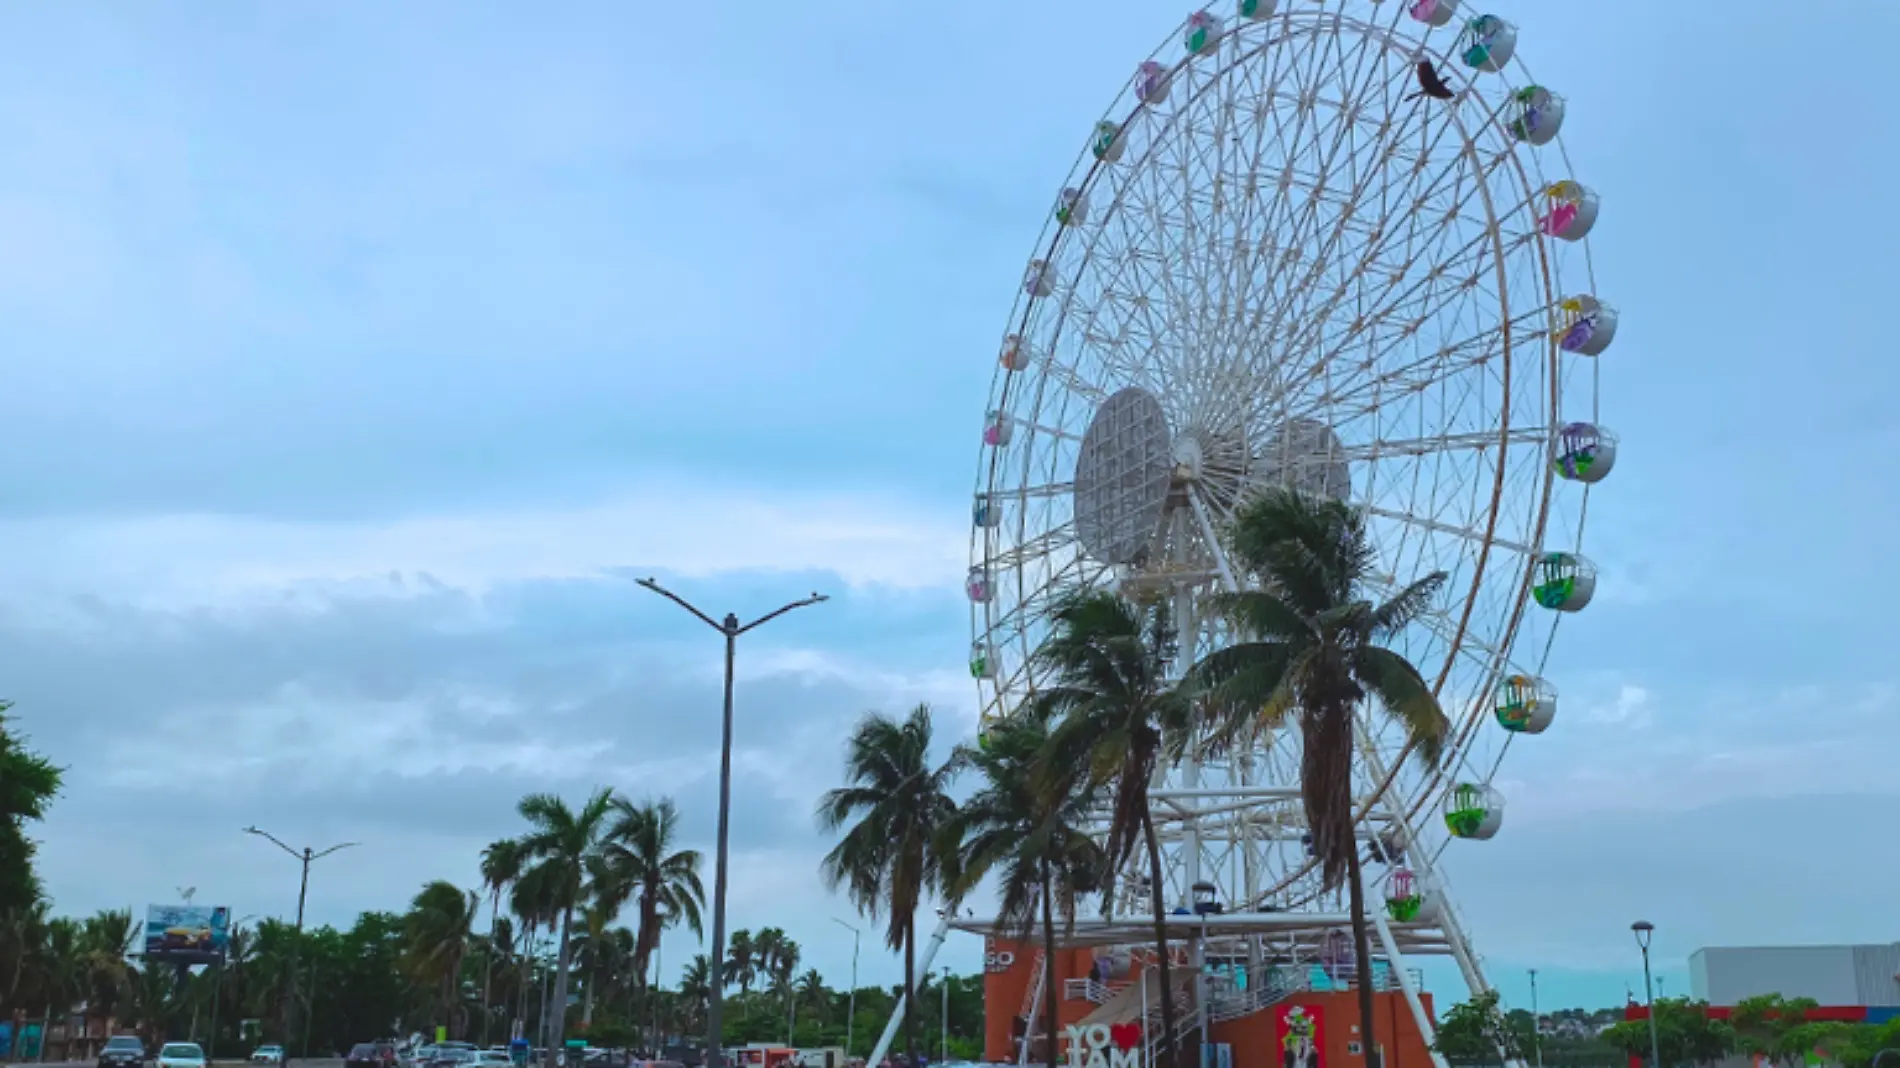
(1528, 969, 1543, 1068)
(635, 578, 828, 1068)
(244, 827, 359, 1062)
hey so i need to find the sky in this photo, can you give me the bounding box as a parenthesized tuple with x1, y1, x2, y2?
(0, 0, 1895, 1019)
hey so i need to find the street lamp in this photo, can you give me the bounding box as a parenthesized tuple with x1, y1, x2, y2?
(636, 578, 828, 1068)
(1632, 922, 1663, 1068)
(940, 968, 950, 1063)
(1528, 969, 1543, 1068)
(833, 918, 861, 1058)
(244, 827, 358, 1062)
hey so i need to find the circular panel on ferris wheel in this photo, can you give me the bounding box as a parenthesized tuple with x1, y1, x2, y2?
(1074, 387, 1174, 566)
(968, 0, 1622, 905)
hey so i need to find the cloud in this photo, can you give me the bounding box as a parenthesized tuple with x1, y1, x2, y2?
(0, 480, 968, 607)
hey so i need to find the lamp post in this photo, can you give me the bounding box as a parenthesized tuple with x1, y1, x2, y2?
(1631, 922, 1663, 1068)
(244, 827, 358, 1063)
(833, 919, 861, 1058)
(636, 578, 828, 1068)
(1528, 969, 1543, 1068)
(940, 969, 950, 1064)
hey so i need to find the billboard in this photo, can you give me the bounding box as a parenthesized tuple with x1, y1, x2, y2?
(144, 904, 230, 964)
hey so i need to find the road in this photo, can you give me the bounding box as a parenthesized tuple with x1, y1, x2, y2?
(27, 1062, 344, 1068)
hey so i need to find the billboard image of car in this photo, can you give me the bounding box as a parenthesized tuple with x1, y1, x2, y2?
(144, 904, 230, 964)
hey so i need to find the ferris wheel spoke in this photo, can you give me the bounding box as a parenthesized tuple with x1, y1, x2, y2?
(1362, 504, 1538, 557)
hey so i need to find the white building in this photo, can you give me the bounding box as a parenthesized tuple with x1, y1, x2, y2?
(1688, 944, 1900, 1007)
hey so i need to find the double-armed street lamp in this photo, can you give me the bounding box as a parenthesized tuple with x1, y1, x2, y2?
(635, 578, 828, 1068)
(243, 827, 358, 1060)
(1632, 921, 1664, 1068)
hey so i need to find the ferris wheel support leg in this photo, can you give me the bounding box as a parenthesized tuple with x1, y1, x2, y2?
(1370, 908, 1451, 1068)
(867, 912, 953, 1068)
(1352, 723, 1522, 1067)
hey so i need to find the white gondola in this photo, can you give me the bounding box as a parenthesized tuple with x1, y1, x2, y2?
(983, 409, 1014, 447)
(1444, 783, 1504, 840)
(1539, 181, 1600, 242)
(1555, 295, 1619, 356)
(1055, 187, 1089, 227)
(1135, 61, 1173, 105)
(1185, 10, 1225, 55)
(1092, 120, 1128, 163)
(1406, 0, 1458, 27)
(1531, 552, 1596, 612)
(1552, 422, 1617, 483)
(966, 566, 993, 604)
(1456, 15, 1516, 72)
(1237, 0, 1277, 21)
(1000, 334, 1032, 372)
(1023, 259, 1054, 298)
(1508, 86, 1566, 146)
(1494, 674, 1557, 734)
(969, 641, 999, 680)
(973, 494, 1001, 529)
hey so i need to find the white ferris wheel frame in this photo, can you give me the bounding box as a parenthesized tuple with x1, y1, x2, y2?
(911, 3, 1612, 1068)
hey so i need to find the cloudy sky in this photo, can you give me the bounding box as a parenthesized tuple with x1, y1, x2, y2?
(2, 0, 1894, 1018)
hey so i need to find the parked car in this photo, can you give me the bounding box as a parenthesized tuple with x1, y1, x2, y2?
(157, 1044, 207, 1068)
(428, 1048, 479, 1068)
(252, 1045, 287, 1065)
(349, 1042, 400, 1068)
(98, 1035, 147, 1068)
(471, 1053, 514, 1068)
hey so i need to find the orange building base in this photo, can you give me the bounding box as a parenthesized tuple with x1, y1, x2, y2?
(984, 939, 1436, 1068)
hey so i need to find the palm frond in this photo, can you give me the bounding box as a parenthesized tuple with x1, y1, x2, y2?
(1352, 645, 1449, 768)
(1370, 570, 1448, 638)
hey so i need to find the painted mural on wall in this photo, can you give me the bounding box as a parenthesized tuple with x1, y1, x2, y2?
(1062, 1022, 1144, 1068)
(1275, 1003, 1324, 1068)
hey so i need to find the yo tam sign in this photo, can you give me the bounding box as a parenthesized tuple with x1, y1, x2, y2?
(1062, 1022, 1143, 1068)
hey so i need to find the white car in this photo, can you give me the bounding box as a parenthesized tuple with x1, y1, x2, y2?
(471, 1054, 514, 1068)
(159, 1044, 207, 1068)
(253, 1046, 286, 1065)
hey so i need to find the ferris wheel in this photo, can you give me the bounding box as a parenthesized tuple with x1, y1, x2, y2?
(963, 0, 1618, 1034)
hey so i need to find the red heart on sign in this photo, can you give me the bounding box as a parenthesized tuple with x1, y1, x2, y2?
(1110, 1022, 1143, 1051)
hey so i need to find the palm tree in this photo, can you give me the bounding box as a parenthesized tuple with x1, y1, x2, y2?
(942, 708, 1104, 1068)
(817, 703, 961, 1068)
(79, 909, 139, 1035)
(1191, 488, 1452, 1068)
(479, 839, 525, 1044)
(793, 969, 828, 1031)
(511, 864, 562, 1040)
(769, 937, 801, 1043)
(679, 954, 713, 1036)
(515, 789, 620, 1054)
(724, 930, 757, 1000)
(405, 881, 480, 1038)
(600, 798, 704, 1009)
(1033, 593, 1195, 1068)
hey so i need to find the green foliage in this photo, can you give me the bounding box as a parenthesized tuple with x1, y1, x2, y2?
(0, 702, 63, 917)
(1598, 998, 1737, 1068)
(1434, 992, 1531, 1067)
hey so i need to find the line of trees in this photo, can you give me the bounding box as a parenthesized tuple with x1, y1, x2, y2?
(817, 489, 1454, 1068)
(0, 743, 990, 1059)
(1435, 991, 1900, 1068)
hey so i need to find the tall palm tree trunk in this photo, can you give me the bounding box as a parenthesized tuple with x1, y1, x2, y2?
(1040, 862, 1060, 1068)
(550, 904, 576, 1055)
(482, 894, 499, 1045)
(517, 920, 538, 1038)
(1142, 810, 1182, 1068)
(1346, 847, 1380, 1068)
(903, 927, 918, 1067)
